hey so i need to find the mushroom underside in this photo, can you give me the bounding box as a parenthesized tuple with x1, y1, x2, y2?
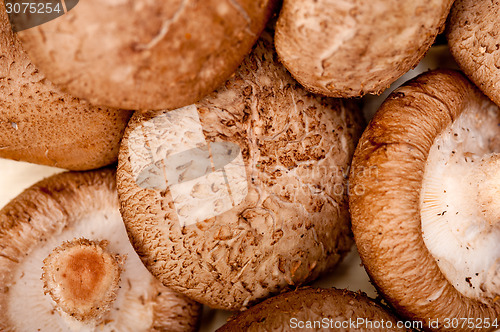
(0, 170, 200, 332)
(420, 101, 500, 301)
(349, 70, 500, 326)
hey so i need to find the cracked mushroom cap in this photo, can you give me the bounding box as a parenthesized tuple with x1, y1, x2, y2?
(17, 0, 280, 111)
(217, 287, 406, 331)
(0, 169, 201, 331)
(0, 0, 131, 171)
(447, 0, 500, 107)
(349, 70, 500, 330)
(117, 30, 364, 310)
(274, 0, 454, 98)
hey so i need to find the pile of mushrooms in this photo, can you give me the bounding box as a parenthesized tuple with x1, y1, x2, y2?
(0, 169, 201, 331)
(0, 0, 499, 330)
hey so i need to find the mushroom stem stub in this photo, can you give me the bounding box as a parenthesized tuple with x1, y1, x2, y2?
(41, 238, 124, 323)
(474, 153, 500, 227)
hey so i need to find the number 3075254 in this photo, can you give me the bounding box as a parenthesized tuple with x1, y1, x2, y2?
(5, 2, 62, 14)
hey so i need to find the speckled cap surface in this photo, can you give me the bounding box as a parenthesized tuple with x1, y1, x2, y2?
(275, 0, 454, 98)
(117, 30, 364, 310)
(17, 0, 279, 110)
(447, 0, 500, 107)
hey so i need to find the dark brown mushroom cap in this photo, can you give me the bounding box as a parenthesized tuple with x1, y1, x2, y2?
(349, 69, 500, 330)
(217, 287, 405, 331)
(0, 169, 201, 331)
(275, 0, 454, 98)
(0, 2, 131, 171)
(17, 0, 280, 110)
(117, 30, 364, 310)
(447, 0, 500, 107)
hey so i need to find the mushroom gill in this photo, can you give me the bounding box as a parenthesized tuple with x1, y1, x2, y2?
(420, 102, 500, 302)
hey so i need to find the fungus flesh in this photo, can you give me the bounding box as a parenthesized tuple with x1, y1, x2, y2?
(420, 101, 500, 301)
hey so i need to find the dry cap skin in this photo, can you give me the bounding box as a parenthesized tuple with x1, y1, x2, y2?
(349, 70, 500, 331)
(117, 30, 364, 310)
(447, 0, 500, 107)
(0, 169, 201, 332)
(0, 1, 131, 171)
(217, 287, 406, 331)
(17, 0, 280, 111)
(275, 0, 454, 98)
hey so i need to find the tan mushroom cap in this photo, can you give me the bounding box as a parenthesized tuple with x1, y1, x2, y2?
(349, 70, 500, 330)
(0, 169, 201, 331)
(217, 287, 406, 331)
(275, 0, 454, 98)
(447, 0, 500, 107)
(0, 1, 131, 171)
(117, 30, 364, 310)
(17, 0, 279, 111)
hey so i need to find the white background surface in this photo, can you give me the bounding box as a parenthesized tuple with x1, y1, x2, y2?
(0, 45, 458, 331)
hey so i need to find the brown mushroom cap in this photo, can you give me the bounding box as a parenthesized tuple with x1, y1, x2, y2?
(275, 0, 454, 98)
(349, 70, 500, 330)
(0, 1, 131, 171)
(217, 287, 405, 331)
(0, 169, 201, 331)
(117, 30, 364, 310)
(447, 0, 500, 107)
(17, 0, 279, 110)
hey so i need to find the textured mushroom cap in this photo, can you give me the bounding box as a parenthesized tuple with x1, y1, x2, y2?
(275, 0, 454, 98)
(117, 30, 364, 310)
(0, 2, 131, 171)
(447, 0, 500, 107)
(349, 70, 500, 330)
(217, 288, 405, 331)
(17, 0, 279, 110)
(0, 169, 201, 331)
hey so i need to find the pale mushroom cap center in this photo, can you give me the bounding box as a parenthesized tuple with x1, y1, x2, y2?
(420, 100, 500, 301)
(59, 250, 109, 302)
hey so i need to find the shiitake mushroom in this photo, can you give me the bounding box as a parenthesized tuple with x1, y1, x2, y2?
(0, 169, 201, 331)
(349, 70, 500, 330)
(0, 0, 131, 171)
(117, 29, 364, 310)
(17, 0, 280, 110)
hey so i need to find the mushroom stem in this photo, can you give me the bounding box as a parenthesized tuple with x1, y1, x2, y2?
(474, 153, 500, 227)
(42, 238, 124, 323)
